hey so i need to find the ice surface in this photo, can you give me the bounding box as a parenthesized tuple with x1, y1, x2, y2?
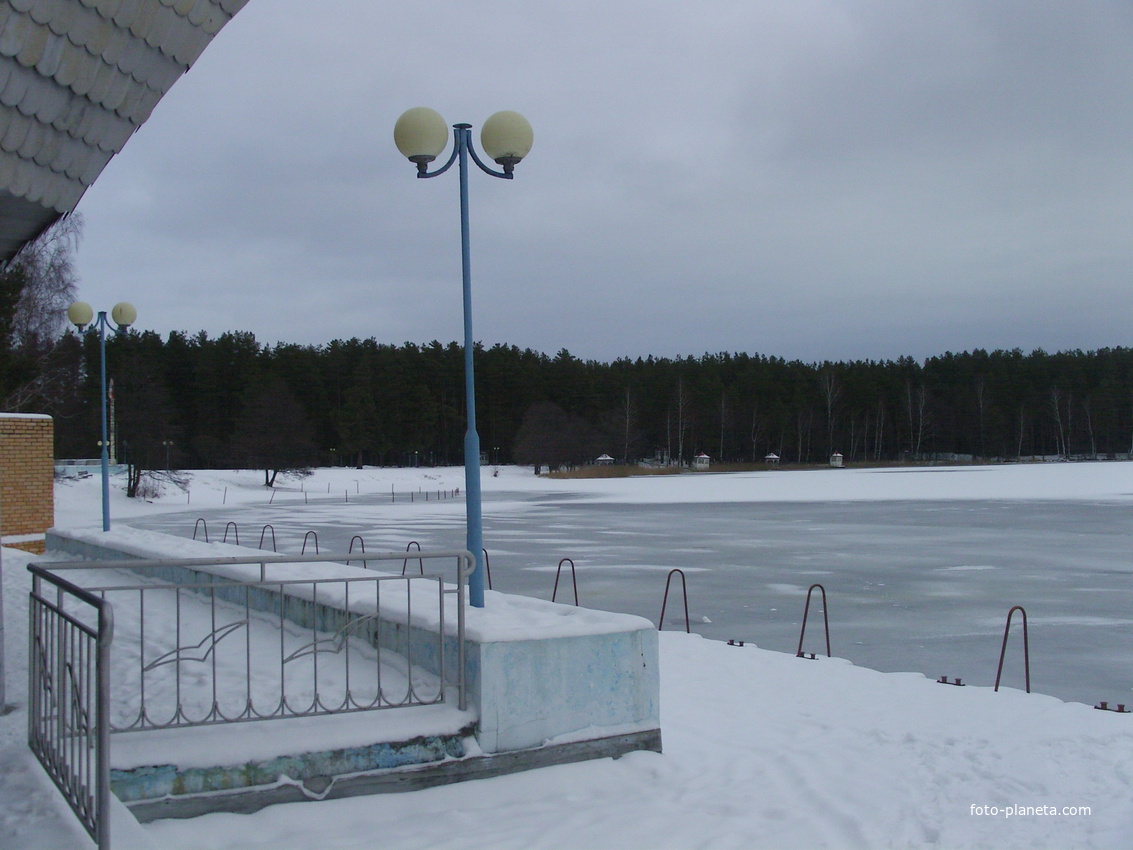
(119, 465, 1133, 705)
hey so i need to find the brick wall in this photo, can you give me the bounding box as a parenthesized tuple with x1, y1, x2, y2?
(1, 414, 54, 553)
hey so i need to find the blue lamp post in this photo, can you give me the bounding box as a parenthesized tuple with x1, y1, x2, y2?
(68, 300, 137, 532)
(395, 107, 533, 608)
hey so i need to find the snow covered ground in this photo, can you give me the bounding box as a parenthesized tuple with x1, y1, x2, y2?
(3, 462, 1133, 848)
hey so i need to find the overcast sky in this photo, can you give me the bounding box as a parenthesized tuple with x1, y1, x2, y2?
(70, 0, 1133, 364)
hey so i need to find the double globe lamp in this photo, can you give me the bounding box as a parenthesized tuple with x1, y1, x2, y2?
(394, 107, 532, 608)
(67, 300, 137, 531)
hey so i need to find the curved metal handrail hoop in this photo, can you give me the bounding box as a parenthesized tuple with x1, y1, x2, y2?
(258, 524, 277, 552)
(346, 535, 366, 567)
(552, 557, 579, 606)
(658, 568, 690, 633)
(192, 518, 209, 542)
(994, 604, 1031, 693)
(301, 530, 319, 555)
(222, 522, 239, 545)
(402, 541, 424, 576)
(796, 583, 831, 659)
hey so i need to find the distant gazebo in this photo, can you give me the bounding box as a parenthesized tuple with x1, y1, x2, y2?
(693, 453, 711, 470)
(830, 452, 844, 468)
(764, 453, 780, 466)
(596, 453, 615, 465)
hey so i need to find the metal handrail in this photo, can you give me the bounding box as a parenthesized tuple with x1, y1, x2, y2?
(658, 568, 690, 633)
(192, 518, 209, 542)
(222, 521, 239, 545)
(796, 583, 831, 659)
(552, 558, 579, 606)
(402, 541, 424, 576)
(301, 530, 319, 555)
(258, 524, 277, 552)
(347, 535, 366, 566)
(994, 605, 1031, 693)
(28, 564, 114, 848)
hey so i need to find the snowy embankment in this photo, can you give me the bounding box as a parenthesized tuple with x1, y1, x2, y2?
(52, 460, 1133, 530)
(3, 462, 1132, 848)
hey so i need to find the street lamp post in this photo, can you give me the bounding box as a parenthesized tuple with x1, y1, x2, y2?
(395, 107, 533, 608)
(68, 301, 137, 531)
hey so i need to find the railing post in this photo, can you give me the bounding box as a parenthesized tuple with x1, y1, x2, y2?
(95, 600, 113, 850)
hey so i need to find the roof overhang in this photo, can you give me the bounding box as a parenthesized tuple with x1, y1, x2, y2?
(0, 0, 250, 264)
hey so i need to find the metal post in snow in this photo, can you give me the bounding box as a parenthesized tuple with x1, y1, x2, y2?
(397, 109, 531, 606)
(98, 314, 110, 531)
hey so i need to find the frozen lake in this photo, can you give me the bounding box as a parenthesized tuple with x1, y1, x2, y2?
(124, 476, 1133, 707)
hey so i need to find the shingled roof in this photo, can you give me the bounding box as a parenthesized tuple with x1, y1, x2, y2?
(0, 0, 249, 263)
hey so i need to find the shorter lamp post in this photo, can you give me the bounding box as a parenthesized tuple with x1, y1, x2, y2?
(395, 107, 533, 608)
(68, 301, 137, 531)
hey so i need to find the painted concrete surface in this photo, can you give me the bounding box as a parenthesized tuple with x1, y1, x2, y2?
(44, 527, 662, 807)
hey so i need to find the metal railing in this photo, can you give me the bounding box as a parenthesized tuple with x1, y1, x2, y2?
(994, 604, 1030, 693)
(658, 568, 690, 633)
(35, 550, 474, 736)
(796, 583, 832, 659)
(552, 558, 579, 605)
(28, 565, 113, 848)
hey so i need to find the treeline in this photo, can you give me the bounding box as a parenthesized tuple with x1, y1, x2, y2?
(44, 331, 1133, 475)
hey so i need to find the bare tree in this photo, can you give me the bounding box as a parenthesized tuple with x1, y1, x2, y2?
(674, 378, 690, 466)
(1049, 388, 1067, 457)
(1, 215, 82, 409)
(5, 214, 82, 349)
(513, 401, 601, 472)
(795, 408, 812, 463)
(750, 402, 765, 461)
(622, 388, 636, 463)
(1082, 396, 1096, 459)
(232, 378, 317, 486)
(873, 396, 885, 461)
(819, 367, 841, 456)
(1017, 405, 1028, 458)
(974, 375, 987, 459)
(718, 389, 728, 461)
(905, 382, 930, 458)
(914, 387, 930, 457)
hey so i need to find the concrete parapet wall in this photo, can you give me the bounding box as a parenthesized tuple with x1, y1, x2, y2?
(46, 527, 662, 758)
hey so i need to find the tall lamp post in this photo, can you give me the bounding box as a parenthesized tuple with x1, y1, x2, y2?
(68, 301, 137, 531)
(395, 107, 533, 608)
